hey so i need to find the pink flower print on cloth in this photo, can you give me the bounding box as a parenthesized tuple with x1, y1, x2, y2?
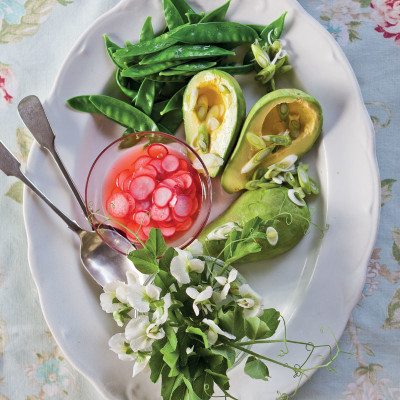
(0, 64, 18, 108)
(371, 0, 400, 44)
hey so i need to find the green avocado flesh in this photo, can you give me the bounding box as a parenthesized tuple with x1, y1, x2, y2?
(198, 187, 310, 263)
(183, 69, 246, 177)
(221, 88, 323, 193)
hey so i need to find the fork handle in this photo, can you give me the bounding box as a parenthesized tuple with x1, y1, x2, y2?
(18, 95, 88, 218)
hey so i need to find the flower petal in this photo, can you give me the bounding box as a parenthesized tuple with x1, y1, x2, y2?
(145, 284, 161, 301)
(195, 286, 213, 303)
(228, 269, 238, 283)
(189, 258, 205, 273)
(170, 255, 190, 284)
(221, 283, 230, 299)
(186, 287, 199, 299)
(215, 276, 227, 286)
(125, 284, 150, 313)
(185, 240, 203, 256)
(125, 316, 154, 351)
(206, 329, 218, 346)
(132, 355, 150, 378)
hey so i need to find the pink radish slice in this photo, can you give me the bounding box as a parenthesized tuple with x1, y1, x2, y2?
(159, 225, 176, 237)
(134, 156, 152, 170)
(161, 154, 180, 173)
(190, 197, 198, 215)
(107, 193, 130, 218)
(123, 177, 133, 192)
(176, 217, 193, 232)
(142, 223, 158, 237)
(135, 199, 152, 211)
(134, 211, 151, 226)
(173, 195, 192, 217)
(134, 165, 157, 178)
(150, 204, 170, 221)
(130, 175, 156, 200)
(149, 159, 164, 175)
(172, 211, 187, 222)
(169, 194, 178, 207)
(161, 178, 177, 189)
(159, 219, 175, 228)
(126, 223, 147, 242)
(116, 169, 131, 189)
(147, 143, 168, 159)
(179, 159, 189, 171)
(123, 193, 136, 214)
(153, 186, 173, 207)
(178, 173, 193, 189)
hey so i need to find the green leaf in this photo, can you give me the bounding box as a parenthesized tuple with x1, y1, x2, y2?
(146, 228, 167, 258)
(154, 269, 176, 296)
(112, 306, 133, 326)
(165, 324, 178, 351)
(186, 327, 210, 348)
(211, 345, 236, 368)
(16, 127, 33, 163)
(244, 356, 269, 380)
(161, 368, 182, 400)
(204, 368, 229, 391)
(258, 308, 280, 337)
(245, 317, 269, 341)
(5, 181, 23, 204)
(140, 16, 154, 42)
(218, 308, 245, 340)
(150, 338, 167, 383)
(159, 247, 178, 272)
(193, 372, 214, 400)
(182, 376, 203, 400)
(163, 350, 180, 377)
(127, 248, 159, 274)
(381, 179, 396, 206)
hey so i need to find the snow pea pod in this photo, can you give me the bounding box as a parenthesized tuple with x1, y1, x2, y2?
(140, 44, 235, 65)
(147, 74, 189, 82)
(216, 64, 255, 74)
(135, 78, 155, 115)
(66, 95, 100, 114)
(158, 108, 183, 135)
(169, 22, 259, 45)
(159, 69, 195, 77)
(160, 85, 186, 115)
(104, 34, 123, 68)
(171, 60, 217, 71)
(169, 0, 195, 21)
(115, 69, 138, 101)
(151, 100, 169, 122)
(199, 0, 230, 23)
(121, 60, 183, 79)
(139, 16, 154, 42)
(186, 11, 205, 24)
(163, 0, 185, 30)
(89, 95, 158, 131)
(260, 12, 287, 44)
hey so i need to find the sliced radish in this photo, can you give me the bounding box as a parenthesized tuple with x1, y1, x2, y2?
(134, 156, 152, 170)
(135, 199, 152, 211)
(169, 194, 178, 207)
(107, 193, 130, 218)
(176, 217, 193, 232)
(134, 211, 151, 226)
(123, 177, 133, 192)
(173, 195, 193, 217)
(142, 222, 158, 237)
(172, 211, 187, 222)
(153, 186, 173, 208)
(150, 204, 170, 222)
(159, 219, 175, 228)
(147, 143, 168, 159)
(134, 165, 157, 178)
(130, 175, 156, 200)
(116, 169, 131, 189)
(179, 159, 189, 171)
(190, 197, 198, 215)
(161, 178, 177, 189)
(123, 193, 136, 214)
(161, 154, 180, 173)
(159, 225, 176, 237)
(126, 223, 147, 242)
(179, 173, 193, 189)
(149, 159, 164, 175)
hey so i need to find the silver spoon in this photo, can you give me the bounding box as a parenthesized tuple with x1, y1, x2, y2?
(0, 142, 134, 288)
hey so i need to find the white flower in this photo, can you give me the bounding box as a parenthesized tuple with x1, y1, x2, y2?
(202, 319, 236, 346)
(170, 249, 205, 284)
(125, 315, 165, 351)
(124, 283, 161, 313)
(153, 293, 172, 325)
(185, 239, 203, 256)
(186, 286, 213, 316)
(215, 269, 238, 300)
(100, 281, 126, 313)
(108, 333, 136, 361)
(236, 284, 263, 318)
(132, 353, 151, 378)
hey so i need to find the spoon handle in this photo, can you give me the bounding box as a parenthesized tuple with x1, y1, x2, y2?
(0, 141, 82, 234)
(17, 95, 88, 219)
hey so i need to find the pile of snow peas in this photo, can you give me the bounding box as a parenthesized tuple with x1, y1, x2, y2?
(67, 0, 287, 137)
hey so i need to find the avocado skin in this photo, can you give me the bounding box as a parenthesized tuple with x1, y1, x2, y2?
(198, 187, 310, 263)
(221, 88, 323, 193)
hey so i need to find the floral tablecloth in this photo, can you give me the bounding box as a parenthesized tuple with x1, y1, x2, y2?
(0, 0, 399, 399)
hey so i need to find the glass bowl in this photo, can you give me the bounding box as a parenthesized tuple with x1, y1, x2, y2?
(85, 131, 212, 255)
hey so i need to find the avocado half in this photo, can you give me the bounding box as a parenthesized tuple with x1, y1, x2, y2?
(183, 69, 246, 177)
(198, 186, 310, 263)
(221, 89, 323, 193)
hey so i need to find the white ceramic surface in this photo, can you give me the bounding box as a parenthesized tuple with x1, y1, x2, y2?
(23, 0, 380, 399)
